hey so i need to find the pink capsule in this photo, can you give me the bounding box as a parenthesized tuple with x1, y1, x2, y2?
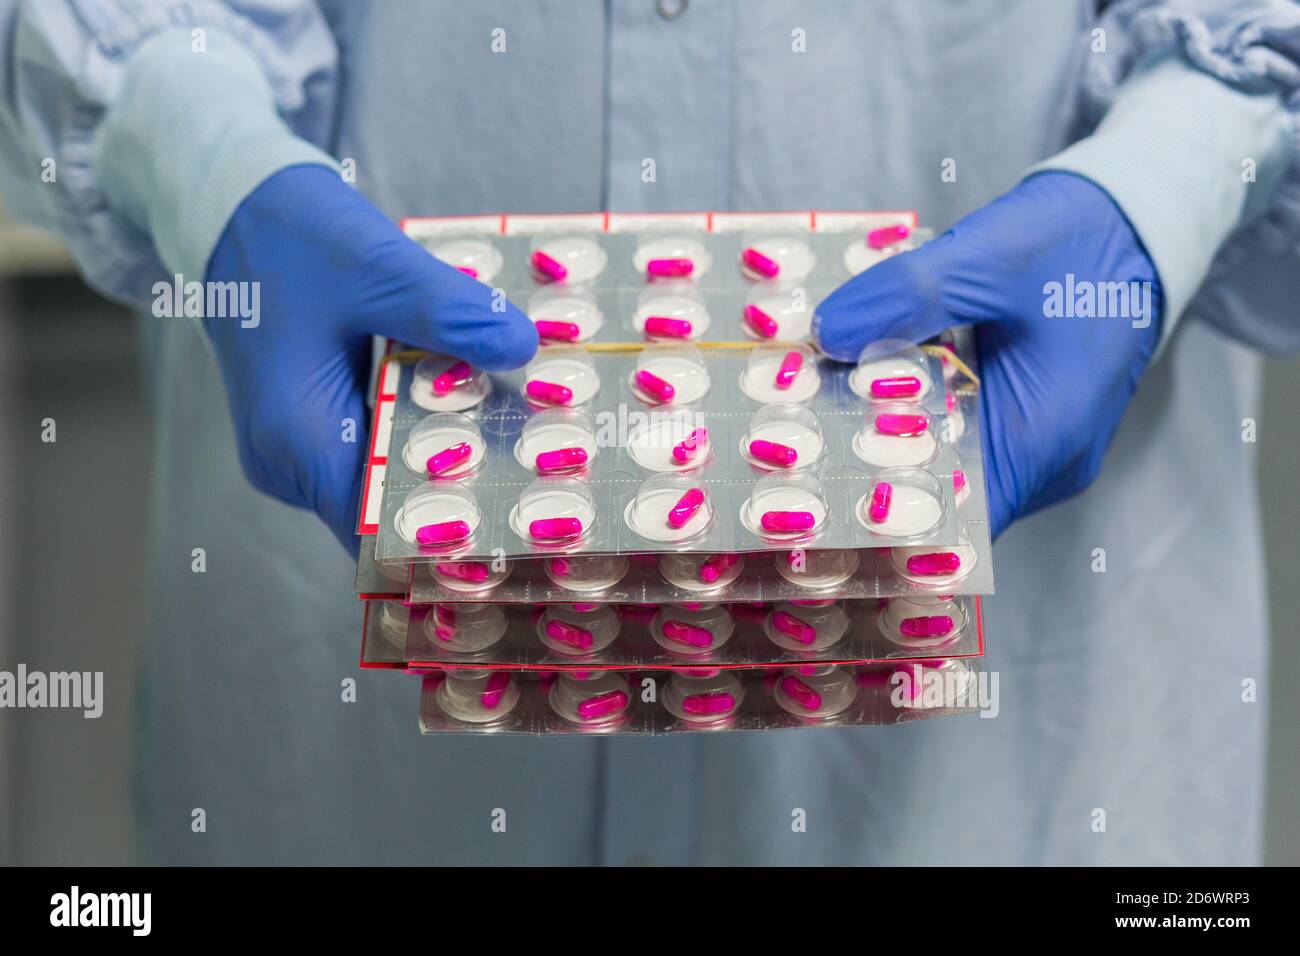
(457, 265, 479, 279)
(535, 446, 589, 473)
(535, 319, 581, 342)
(773, 610, 816, 645)
(644, 315, 693, 339)
(529, 516, 583, 541)
(435, 561, 490, 584)
(775, 351, 803, 390)
(634, 369, 676, 404)
(946, 390, 957, 412)
(647, 257, 694, 278)
(867, 224, 910, 249)
(742, 246, 780, 278)
(952, 470, 967, 494)
(760, 510, 816, 533)
(433, 360, 473, 396)
(416, 520, 472, 546)
(868, 482, 893, 523)
(742, 304, 779, 338)
(682, 691, 735, 716)
(572, 602, 599, 611)
(748, 439, 798, 467)
(525, 379, 573, 405)
(578, 690, 629, 720)
(480, 672, 511, 709)
(780, 675, 823, 712)
(698, 552, 739, 584)
(426, 441, 473, 476)
(532, 249, 568, 282)
(667, 487, 706, 529)
(905, 552, 962, 576)
(870, 376, 922, 399)
(545, 619, 594, 649)
(875, 413, 929, 436)
(663, 619, 714, 648)
(899, 615, 955, 638)
(548, 557, 572, 577)
(672, 428, 709, 464)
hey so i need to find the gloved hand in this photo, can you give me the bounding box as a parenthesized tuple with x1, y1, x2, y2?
(204, 164, 538, 554)
(815, 172, 1162, 538)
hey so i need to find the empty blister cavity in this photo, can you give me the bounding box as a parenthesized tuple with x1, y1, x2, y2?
(878, 595, 966, 650)
(510, 476, 597, 547)
(436, 670, 521, 724)
(650, 603, 736, 656)
(857, 467, 945, 538)
(549, 671, 632, 726)
(424, 603, 509, 654)
(842, 223, 911, 276)
(625, 473, 713, 543)
(631, 344, 710, 406)
(544, 553, 630, 592)
(890, 526, 977, 586)
(410, 354, 492, 413)
(775, 548, 861, 589)
(742, 405, 825, 470)
(528, 286, 604, 342)
(627, 411, 710, 473)
(848, 340, 933, 402)
(530, 235, 607, 284)
(524, 346, 600, 407)
(633, 285, 710, 340)
(853, 402, 938, 468)
(429, 558, 512, 593)
(537, 604, 622, 656)
(739, 234, 815, 281)
(634, 235, 712, 280)
(659, 552, 745, 591)
(764, 601, 850, 652)
(895, 658, 977, 709)
(773, 665, 858, 719)
(378, 600, 411, 650)
(742, 284, 813, 340)
(740, 344, 820, 404)
(515, 408, 598, 475)
(403, 412, 486, 478)
(742, 471, 830, 541)
(663, 669, 744, 724)
(429, 237, 503, 284)
(396, 482, 482, 550)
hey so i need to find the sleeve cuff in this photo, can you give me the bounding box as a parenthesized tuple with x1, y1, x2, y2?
(1027, 56, 1290, 352)
(93, 27, 339, 284)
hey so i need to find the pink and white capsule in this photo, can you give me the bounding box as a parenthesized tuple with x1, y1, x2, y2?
(868, 482, 893, 523)
(672, 428, 708, 464)
(741, 246, 780, 278)
(667, 487, 706, 529)
(426, 441, 472, 476)
(775, 351, 803, 390)
(535, 446, 589, 473)
(532, 249, 568, 282)
(634, 369, 676, 404)
(416, 520, 472, 546)
(646, 257, 693, 278)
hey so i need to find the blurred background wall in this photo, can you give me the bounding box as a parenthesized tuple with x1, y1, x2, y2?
(0, 207, 1296, 865)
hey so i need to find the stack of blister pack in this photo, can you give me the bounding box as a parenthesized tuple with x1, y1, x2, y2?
(353, 210, 994, 735)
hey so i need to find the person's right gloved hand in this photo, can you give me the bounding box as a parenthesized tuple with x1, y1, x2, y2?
(204, 163, 538, 555)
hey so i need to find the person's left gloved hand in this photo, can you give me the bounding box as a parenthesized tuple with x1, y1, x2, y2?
(815, 172, 1162, 538)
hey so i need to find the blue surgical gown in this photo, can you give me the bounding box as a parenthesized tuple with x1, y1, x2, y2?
(2, 0, 1299, 864)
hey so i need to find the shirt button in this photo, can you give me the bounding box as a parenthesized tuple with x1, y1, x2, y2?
(656, 0, 688, 20)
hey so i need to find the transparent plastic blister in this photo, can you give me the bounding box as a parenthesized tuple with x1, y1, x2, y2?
(397, 598, 981, 670)
(360, 599, 412, 667)
(416, 658, 987, 735)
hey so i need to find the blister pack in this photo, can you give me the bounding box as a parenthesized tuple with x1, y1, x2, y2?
(417, 659, 990, 735)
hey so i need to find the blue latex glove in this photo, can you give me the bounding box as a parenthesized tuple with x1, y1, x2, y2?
(815, 172, 1162, 538)
(204, 164, 538, 554)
